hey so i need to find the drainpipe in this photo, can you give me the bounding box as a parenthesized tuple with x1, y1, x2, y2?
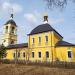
(15, 48, 18, 64)
(51, 31, 53, 63)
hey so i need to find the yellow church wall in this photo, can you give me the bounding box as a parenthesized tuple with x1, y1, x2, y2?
(29, 47, 52, 62)
(6, 47, 29, 60)
(53, 31, 62, 46)
(56, 47, 75, 62)
(29, 32, 53, 48)
(28, 31, 63, 62)
(71, 47, 75, 61)
(5, 47, 57, 62)
(28, 47, 57, 62)
(17, 48, 30, 60)
(5, 46, 75, 62)
(6, 49, 15, 60)
(28, 31, 61, 48)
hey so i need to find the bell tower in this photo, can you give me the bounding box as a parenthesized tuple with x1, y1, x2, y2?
(2, 13, 17, 46)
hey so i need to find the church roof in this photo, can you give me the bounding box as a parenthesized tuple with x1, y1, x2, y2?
(28, 23, 63, 38)
(6, 43, 28, 49)
(5, 19, 17, 27)
(56, 41, 75, 47)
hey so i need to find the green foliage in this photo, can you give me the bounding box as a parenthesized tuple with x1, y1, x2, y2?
(0, 44, 7, 59)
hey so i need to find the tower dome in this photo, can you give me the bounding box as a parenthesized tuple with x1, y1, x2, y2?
(5, 12, 17, 26)
(5, 19, 17, 27)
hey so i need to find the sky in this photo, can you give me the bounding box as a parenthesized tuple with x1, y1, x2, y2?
(0, 0, 75, 44)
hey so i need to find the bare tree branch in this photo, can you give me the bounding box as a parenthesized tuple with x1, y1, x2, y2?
(44, 0, 75, 10)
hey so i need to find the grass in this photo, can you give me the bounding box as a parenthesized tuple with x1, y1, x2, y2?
(0, 64, 75, 75)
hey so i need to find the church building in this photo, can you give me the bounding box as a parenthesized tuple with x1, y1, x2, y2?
(2, 13, 75, 62)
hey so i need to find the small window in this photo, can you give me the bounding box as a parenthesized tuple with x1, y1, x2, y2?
(13, 53, 15, 58)
(39, 37, 41, 44)
(68, 51, 72, 58)
(11, 40, 14, 44)
(45, 36, 48, 43)
(32, 52, 34, 58)
(38, 52, 41, 58)
(32, 38, 35, 44)
(18, 52, 20, 58)
(5, 26, 8, 33)
(11, 27, 15, 33)
(23, 52, 25, 57)
(46, 51, 49, 58)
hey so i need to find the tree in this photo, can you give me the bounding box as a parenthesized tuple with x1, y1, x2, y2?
(25, 48, 32, 64)
(0, 44, 7, 60)
(44, 0, 75, 10)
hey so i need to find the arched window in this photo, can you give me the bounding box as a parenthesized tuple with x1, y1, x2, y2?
(5, 26, 8, 33)
(32, 52, 34, 58)
(38, 37, 41, 44)
(18, 52, 20, 58)
(11, 27, 15, 33)
(46, 51, 49, 58)
(45, 36, 48, 43)
(32, 38, 35, 44)
(13, 53, 15, 58)
(23, 52, 25, 57)
(38, 52, 41, 58)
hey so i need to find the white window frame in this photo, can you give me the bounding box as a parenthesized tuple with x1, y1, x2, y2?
(46, 51, 49, 58)
(23, 52, 25, 58)
(32, 37, 35, 44)
(38, 51, 42, 58)
(38, 36, 41, 44)
(67, 49, 73, 61)
(32, 51, 35, 58)
(45, 35, 48, 43)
